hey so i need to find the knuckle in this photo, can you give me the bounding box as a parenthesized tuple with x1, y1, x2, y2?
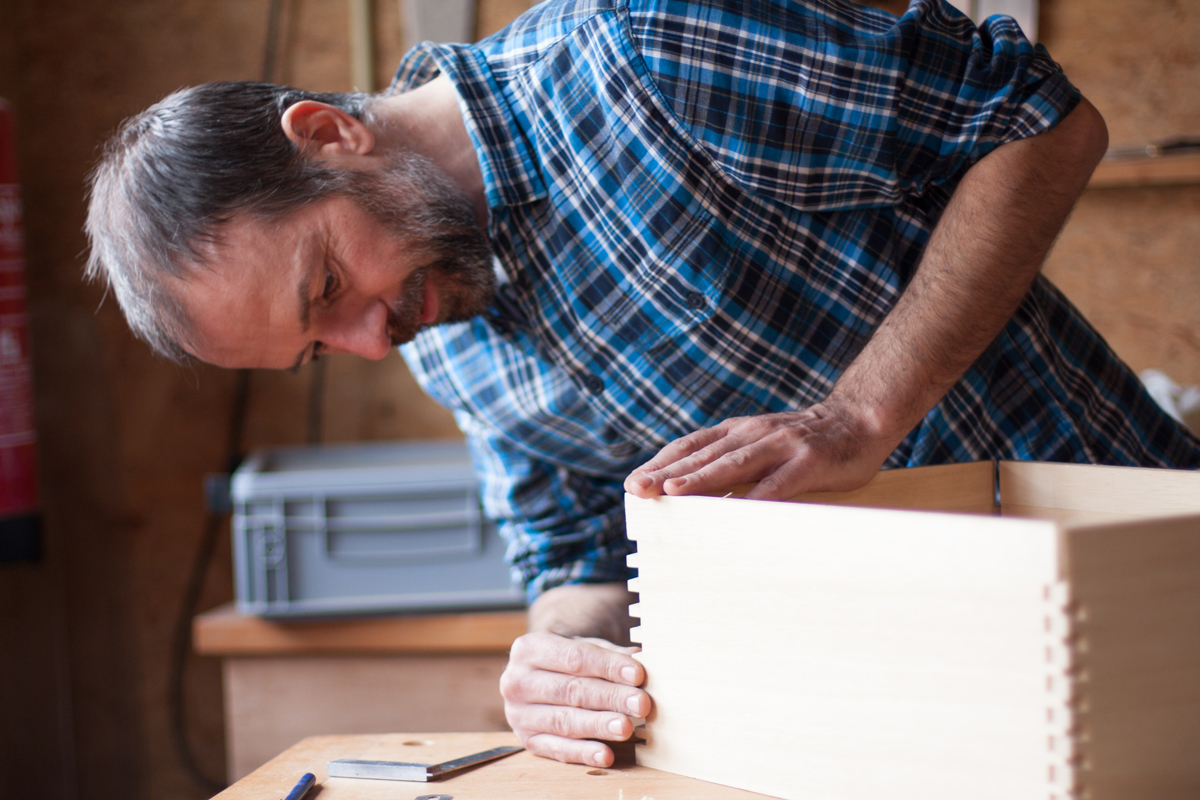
(562, 676, 589, 708)
(509, 634, 533, 662)
(548, 706, 574, 737)
(561, 642, 586, 675)
(722, 448, 753, 468)
(498, 667, 521, 700)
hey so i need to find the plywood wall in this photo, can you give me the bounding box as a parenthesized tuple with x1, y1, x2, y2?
(1039, 0, 1200, 386)
(0, 1, 1195, 800)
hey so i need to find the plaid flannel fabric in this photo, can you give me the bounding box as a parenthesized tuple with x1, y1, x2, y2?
(393, 0, 1200, 599)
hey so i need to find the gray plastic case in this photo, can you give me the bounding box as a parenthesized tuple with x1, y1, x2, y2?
(231, 439, 524, 617)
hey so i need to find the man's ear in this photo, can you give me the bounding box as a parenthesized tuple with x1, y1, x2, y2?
(281, 101, 376, 160)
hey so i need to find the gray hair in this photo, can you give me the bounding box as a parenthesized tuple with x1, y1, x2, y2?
(84, 82, 377, 361)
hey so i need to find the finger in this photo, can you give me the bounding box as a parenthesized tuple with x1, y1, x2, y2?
(575, 637, 642, 657)
(503, 665, 651, 713)
(512, 632, 645, 684)
(521, 732, 615, 768)
(660, 440, 781, 496)
(741, 458, 815, 501)
(624, 426, 729, 496)
(511, 701, 639, 743)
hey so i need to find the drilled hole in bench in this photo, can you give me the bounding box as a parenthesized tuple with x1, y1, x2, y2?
(587, 769, 607, 776)
(403, 740, 435, 746)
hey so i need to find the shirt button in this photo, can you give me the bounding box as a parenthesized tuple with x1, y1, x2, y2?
(686, 292, 708, 310)
(582, 374, 604, 394)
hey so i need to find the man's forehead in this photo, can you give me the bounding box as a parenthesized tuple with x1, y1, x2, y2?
(175, 210, 316, 368)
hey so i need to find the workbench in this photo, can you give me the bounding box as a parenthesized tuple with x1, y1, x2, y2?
(194, 605, 527, 782)
(213, 731, 772, 799)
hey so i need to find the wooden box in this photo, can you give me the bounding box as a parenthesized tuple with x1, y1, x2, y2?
(625, 461, 1200, 800)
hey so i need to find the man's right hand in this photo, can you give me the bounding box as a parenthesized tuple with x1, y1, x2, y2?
(501, 630, 650, 767)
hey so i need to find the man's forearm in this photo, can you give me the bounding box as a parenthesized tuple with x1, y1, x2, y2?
(828, 98, 1110, 450)
(528, 582, 637, 646)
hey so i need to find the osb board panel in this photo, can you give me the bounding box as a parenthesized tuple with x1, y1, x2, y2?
(223, 656, 511, 781)
(1040, 185, 1200, 386)
(1040, 0, 1200, 149)
(1037, 0, 1200, 388)
(217, 732, 774, 799)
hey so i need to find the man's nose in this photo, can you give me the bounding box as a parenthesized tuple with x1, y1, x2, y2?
(319, 301, 392, 360)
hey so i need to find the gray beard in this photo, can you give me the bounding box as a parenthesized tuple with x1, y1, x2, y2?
(344, 151, 497, 346)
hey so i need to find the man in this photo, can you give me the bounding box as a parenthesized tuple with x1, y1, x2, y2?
(85, 0, 1200, 770)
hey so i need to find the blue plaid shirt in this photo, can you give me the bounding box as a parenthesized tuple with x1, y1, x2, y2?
(393, 0, 1200, 600)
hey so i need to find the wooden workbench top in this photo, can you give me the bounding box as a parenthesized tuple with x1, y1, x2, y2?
(193, 603, 527, 656)
(215, 731, 773, 799)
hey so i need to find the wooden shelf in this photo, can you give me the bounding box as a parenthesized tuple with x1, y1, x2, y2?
(1088, 151, 1200, 189)
(193, 602, 527, 656)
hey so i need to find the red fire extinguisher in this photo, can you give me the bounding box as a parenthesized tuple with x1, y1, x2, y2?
(0, 99, 41, 562)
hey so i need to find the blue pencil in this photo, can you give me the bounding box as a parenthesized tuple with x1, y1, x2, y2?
(282, 772, 316, 800)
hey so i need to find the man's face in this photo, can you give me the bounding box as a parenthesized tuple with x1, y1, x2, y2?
(180, 159, 494, 370)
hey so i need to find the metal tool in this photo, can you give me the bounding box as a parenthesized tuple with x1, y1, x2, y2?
(328, 745, 523, 782)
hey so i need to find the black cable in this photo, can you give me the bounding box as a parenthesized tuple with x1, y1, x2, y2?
(262, 0, 286, 84)
(167, 2, 287, 791)
(167, 370, 249, 794)
(307, 357, 326, 444)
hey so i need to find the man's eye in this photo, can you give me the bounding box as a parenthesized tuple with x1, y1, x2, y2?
(322, 271, 338, 300)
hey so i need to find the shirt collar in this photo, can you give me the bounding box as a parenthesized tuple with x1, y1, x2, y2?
(390, 43, 548, 210)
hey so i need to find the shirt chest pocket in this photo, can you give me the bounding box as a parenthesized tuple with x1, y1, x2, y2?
(582, 194, 727, 353)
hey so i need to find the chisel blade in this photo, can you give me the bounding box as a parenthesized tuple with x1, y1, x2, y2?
(328, 745, 524, 782)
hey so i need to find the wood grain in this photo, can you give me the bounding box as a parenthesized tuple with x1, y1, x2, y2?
(1089, 153, 1200, 189)
(628, 463, 1200, 800)
(1064, 515, 1200, 800)
(194, 603, 526, 655)
(1000, 460, 1200, 517)
(223, 657, 510, 781)
(787, 459, 995, 511)
(215, 732, 775, 799)
(628, 491, 1065, 800)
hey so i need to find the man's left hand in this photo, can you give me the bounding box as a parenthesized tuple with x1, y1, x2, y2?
(623, 402, 897, 501)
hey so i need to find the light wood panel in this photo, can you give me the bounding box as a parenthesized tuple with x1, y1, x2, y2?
(628, 463, 1200, 800)
(1064, 515, 1200, 800)
(787, 459, 995, 511)
(999, 460, 1200, 516)
(216, 731, 774, 799)
(627, 492, 1067, 800)
(194, 603, 526, 656)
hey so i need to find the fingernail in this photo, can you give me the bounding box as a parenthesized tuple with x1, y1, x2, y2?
(608, 718, 625, 736)
(592, 752, 608, 767)
(620, 666, 638, 683)
(626, 695, 643, 715)
(631, 475, 651, 488)
(666, 477, 687, 489)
